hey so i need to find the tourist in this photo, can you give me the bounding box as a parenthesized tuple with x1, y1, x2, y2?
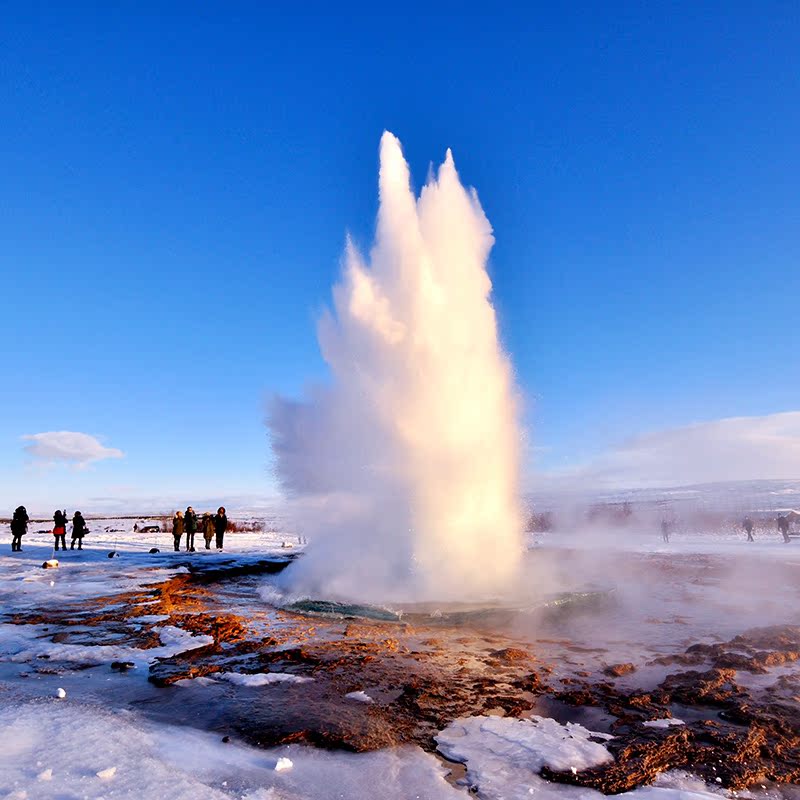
(53, 509, 68, 550)
(202, 513, 214, 549)
(660, 519, 671, 543)
(172, 510, 184, 552)
(214, 506, 228, 550)
(70, 511, 88, 550)
(184, 507, 197, 551)
(743, 516, 755, 542)
(778, 515, 790, 543)
(10, 505, 29, 552)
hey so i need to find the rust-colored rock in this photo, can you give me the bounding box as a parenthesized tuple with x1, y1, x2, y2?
(603, 663, 636, 678)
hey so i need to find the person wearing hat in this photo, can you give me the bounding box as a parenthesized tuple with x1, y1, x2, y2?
(10, 505, 29, 552)
(70, 511, 87, 550)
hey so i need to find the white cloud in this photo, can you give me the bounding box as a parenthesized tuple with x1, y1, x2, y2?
(22, 431, 124, 469)
(552, 411, 800, 489)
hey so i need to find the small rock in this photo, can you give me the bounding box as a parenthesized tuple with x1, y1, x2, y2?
(56, 688, 66, 699)
(222, 735, 230, 743)
(111, 661, 136, 672)
(37, 768, 53, 781)
(274, 757, 293, 771)
(488, 648, 531, 663)
(603, 663, 636, 677)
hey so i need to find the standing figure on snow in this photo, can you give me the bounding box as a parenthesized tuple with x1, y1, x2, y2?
(202, 513, 214, 550)
(172, 510, 184, 552)
(53, 509, 68, 550)
(70, 511, 87, 550)
(743, 516, 755, 542)
(214, 506, 228, 550)
(184, 507, 197, 551)
(778, 515, 791, 543)
(660, 519, 672, 543)
(10, 505, 29, 552)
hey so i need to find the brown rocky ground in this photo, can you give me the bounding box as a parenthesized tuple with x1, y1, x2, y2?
(6, 559, 800, 793)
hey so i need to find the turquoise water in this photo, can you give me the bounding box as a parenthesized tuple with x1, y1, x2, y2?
(285, 589, 615, 624)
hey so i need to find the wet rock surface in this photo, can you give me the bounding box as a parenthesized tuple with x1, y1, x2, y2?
(5, 558, 800, 794)
(549, 629, 800, 791)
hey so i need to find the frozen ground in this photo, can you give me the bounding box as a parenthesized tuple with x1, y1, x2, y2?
(1, 515, 799, 799)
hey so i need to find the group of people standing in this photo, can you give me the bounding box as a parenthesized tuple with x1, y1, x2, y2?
(745, 514, 797, 543)
(172, 506, 227, 552)
(53, 509, 88, 550)
(10, 506, 88, 551)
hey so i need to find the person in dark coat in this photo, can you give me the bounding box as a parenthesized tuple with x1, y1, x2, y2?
(10, 506, 29, 552)
(184, 507, 197, 551)
(202, 513, 214, 549)
(743, 516, 755, 542)
(172, 511, 184, 552)
(778, 515, 791, 543)
(214, 507, 228, 550)
(70, 511, 87, 550)
(53, 509, 68, 550)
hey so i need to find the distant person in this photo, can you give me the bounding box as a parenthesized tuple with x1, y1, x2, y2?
(743, 517, 755, 542)
(70, 511, 87, 550)
(53, 509, 68, 551)
(661, 519, 672, 543)
(10, 505, 29, 552)
(184, 507, 197, 551)
(133, 523, 139, 532)
(214, 507, 228, 550)
(202, 513, 215, 550)
(778, 515, 791, 543)
(172, 511, 184, 552)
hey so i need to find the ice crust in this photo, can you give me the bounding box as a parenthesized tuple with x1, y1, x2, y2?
(436, 715, 727, 800)
(0, 700, 462, 800)
(220, 671, 313, 686)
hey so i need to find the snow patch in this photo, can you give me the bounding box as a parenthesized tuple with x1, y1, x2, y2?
(220, 671, 312, 686)
(437, 715, 613, 778)
(96, 766, 117, 780)
(643, 718, 686, 729)
(0, 622, 213, 669)
(0, 699, 462, 799)
(345, 690, 373, 703)
(435, 715, 728, 800)
(174, 676, 220, 687)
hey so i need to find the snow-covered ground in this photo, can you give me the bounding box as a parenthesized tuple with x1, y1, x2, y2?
(1, 516, 799, 799)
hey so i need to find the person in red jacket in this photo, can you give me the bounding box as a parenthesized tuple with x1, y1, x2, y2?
(53, 509, 67, 550)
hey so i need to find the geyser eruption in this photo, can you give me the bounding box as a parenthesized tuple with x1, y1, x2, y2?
(269, 132, 524, 602)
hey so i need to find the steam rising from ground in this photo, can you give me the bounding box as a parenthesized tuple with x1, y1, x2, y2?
(269, 132, 524, 602)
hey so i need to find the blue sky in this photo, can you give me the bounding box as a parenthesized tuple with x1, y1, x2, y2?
(2, 3, 799, 511)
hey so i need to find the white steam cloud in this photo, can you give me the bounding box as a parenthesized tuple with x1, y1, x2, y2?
(269, 132, 524, 602)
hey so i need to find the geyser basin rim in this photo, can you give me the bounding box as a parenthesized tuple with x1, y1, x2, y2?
(281, 590, 616, 623)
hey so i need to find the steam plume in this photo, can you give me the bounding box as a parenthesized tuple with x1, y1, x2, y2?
(269, 132, 524, 601)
